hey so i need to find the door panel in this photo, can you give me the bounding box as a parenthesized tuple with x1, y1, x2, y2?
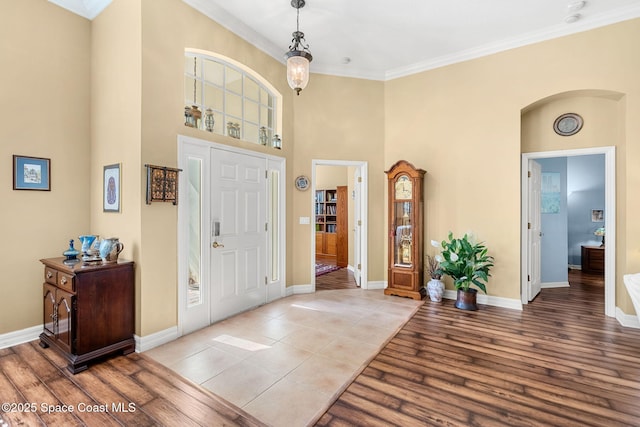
(336, 186, 348, 268)
(211, 149, 267, 322)
(220, 189, 238, 234)
(245, 191, 260, 233)
(56, 291, 74, 353)
(245, 247, 260, 291)
(43, 284, 56, 337)
(220, 251, 238, 298)
(353, 169, 362, 286)
(528, 160, 542, 301)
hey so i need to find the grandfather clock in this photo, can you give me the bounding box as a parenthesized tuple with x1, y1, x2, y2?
(385, 160, 426, 300)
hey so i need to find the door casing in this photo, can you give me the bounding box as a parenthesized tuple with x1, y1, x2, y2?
(521, 146, 615, 316)
(177, 135, 286, 336)
(311, 160, 368, 290)
(527, 159, 542, 301)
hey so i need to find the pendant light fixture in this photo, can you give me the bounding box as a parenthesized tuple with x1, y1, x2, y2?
(284, 0, 312, 95)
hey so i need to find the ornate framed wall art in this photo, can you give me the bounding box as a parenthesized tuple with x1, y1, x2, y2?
(103, 163, 121, 212)
(145, 164, 182, 205)
(13, 155, 51, 191)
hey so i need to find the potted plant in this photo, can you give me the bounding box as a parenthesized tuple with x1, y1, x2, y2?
(425, 254, 445, 302)
(432, 232, 494, 310)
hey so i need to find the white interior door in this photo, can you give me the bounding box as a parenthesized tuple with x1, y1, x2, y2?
(353, 168, 362, 286)
(210, 148, 267, 322)
(528, 159, 542, 301)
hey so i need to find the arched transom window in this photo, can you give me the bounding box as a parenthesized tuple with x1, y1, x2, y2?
(184, 51, 280, 146)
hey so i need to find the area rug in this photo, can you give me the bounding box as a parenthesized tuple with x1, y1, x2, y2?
(315, 263, 341, 276)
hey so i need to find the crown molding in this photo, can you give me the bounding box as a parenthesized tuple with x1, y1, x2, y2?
(185, 0, 640, 82)
(385, 4, 640, 81)
(51, 0, 640, 81)
(48, 0, 112, 20)
(183, 0, 285, 64)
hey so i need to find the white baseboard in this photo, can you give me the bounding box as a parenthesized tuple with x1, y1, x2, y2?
(541, 281, 570, 288)
(289, 284, 314, 295)
(364, 280, 386, 290)
(443, 290, 523, 311)
(135, 326, 179, 352)
(569, 264, 581, 270)
(0, 324, 42, 349)
(615, 307, 640, 328)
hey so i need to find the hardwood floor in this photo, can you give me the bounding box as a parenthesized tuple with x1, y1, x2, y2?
(0, 341, 265, 426)
(316, 267, 359, 291)
(317, 270, 640, 426)
(4, 270, 638, 427)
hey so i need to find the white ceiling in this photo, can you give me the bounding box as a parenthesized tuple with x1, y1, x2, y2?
(52, 0, 640, 81)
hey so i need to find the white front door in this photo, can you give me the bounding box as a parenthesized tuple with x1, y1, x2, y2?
(210, 148, 267, 322)
(528, 159, 542, 301)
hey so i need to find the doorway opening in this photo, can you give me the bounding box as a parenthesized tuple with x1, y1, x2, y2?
(311, 160, 368, 292)
(521, 146, 615, 317)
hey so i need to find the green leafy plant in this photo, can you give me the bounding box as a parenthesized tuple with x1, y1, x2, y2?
(432, 232, 494, 293)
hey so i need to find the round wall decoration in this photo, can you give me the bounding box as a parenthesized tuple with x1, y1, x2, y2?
(295, 175, 310, 191)
(553, 113, 583, 136)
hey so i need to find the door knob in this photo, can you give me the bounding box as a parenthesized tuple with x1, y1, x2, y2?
(212, 241, 225, 248)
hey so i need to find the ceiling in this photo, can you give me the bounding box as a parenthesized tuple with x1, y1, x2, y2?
(51, 0, 640, 81)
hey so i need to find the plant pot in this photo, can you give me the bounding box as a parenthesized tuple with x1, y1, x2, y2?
(454, 288, 478, 310)
(427, 279, 445, 302)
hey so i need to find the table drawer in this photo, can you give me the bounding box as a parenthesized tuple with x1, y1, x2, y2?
(57, 272, 75, 293)
(44, 267, 57, 286)
(589, 250, 604, 263)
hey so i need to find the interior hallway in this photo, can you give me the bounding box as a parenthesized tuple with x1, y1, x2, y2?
(144, 287, 422, 426)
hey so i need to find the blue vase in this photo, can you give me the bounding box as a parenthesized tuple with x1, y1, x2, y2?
(63, 239, 80, 261)
(78, 235, 97, 255)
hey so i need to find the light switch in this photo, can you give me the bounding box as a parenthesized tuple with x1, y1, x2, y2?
(299, 216, 310, 224)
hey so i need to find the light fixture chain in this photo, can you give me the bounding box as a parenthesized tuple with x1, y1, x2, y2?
(193, 56, 197, 104)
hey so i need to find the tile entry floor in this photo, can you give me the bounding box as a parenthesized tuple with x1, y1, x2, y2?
(144, 289, 423, 426)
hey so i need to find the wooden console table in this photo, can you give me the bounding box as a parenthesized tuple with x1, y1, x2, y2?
(39, 257, 135, 373)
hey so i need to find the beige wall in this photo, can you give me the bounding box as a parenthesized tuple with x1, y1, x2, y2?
(3, 1, 640, 338)
(292, 74, 386, 285)
(316, 166, 348, 189)
(91, 0, 144, 332)
(138, 0, 295, 335)
(385, 19, 640, 308)
(0, 1, 91, 334)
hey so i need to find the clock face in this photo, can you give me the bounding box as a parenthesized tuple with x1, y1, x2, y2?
(395, 175, 412, 199)
(553, 113, 583, 136)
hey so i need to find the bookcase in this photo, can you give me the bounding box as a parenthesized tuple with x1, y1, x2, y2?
(315, 187, 348, 267)
(315, 189, 337, 233)
(315, 189, 337, 258)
